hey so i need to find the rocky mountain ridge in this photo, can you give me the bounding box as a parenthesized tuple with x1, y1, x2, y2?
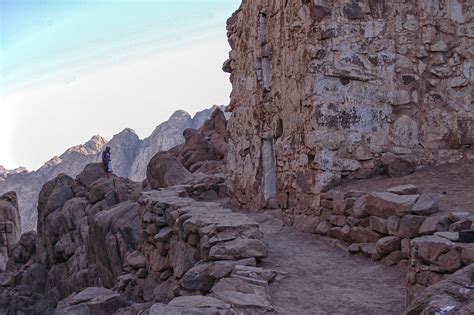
(0, 108, 277, 314)
(0, 105, 226, 232)
(2, 106, 471, 314)
(0, 166, 27, 182)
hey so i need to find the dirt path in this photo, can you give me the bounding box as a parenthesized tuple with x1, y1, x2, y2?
(249, 211, 406, 315)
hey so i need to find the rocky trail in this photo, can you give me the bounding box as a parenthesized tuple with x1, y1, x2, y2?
(248, 211, 406, 314)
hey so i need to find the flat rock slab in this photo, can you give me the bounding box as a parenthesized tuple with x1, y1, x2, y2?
(387, 184, 419, 195)
(141, 188, 260, 235)
(210, 278, 273, 311)
(435, 231, 460, 242)
(411, 192, 439, 215)
(149, 296, 236, 315)
(140, 187, 269, 262)
(55, 287, 128, 315)
(353, 192, 419, 218)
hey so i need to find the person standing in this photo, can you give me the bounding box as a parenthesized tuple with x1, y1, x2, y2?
(102, 146, 113, 173)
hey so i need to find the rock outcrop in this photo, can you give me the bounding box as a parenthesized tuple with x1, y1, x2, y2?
(0, 108, 275, 314)
(146, 152, 193, 189)
(0, 105, 226, 232)
(0, 136, 107, 233)
(137, 185, 272, 312)
(0, 163, 140, 314)
(224, 0, 473, 219)
(128, 105, 229, 182)
(0, 164, 275, 314)
(0, 166, 27, 182)
(0, 191, 21, 272)
(146, 108, 229, 189)
(126, 110, 195, 182)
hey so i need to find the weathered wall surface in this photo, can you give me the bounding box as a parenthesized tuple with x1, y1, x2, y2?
(225, 0, 473, 219)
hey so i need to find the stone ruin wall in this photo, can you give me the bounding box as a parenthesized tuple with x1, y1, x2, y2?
(224, 0, 474, 220)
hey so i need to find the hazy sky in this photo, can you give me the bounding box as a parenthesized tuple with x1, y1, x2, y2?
(0, 0, 240, 170)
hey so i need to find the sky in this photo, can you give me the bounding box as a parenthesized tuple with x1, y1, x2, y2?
(0, 0, 240, 171)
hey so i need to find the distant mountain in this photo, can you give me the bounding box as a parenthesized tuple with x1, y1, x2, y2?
(0, 105, 226, 232)
(0, 166, 28, 182)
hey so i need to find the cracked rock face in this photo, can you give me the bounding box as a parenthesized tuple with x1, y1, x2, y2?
(0, 163, 141, 314)
(0, 191, 21, 272)
(224, 0, 473, 219)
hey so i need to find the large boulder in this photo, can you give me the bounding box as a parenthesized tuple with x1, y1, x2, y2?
(10, 230, 37, 264)
(175, 108, 228, 174)
(89, 201, 142, 288)
(31, 162, 140, 306)
(76, 163, 113, 189)
(202, 109, 228, 159)
(0, 262, 56, 314)
(145, 108, 229, 189)
(146, 151, 193, 189)
(37, 173, 74, 236)
(177, 129, 216, 170)
(0, 191, 21, 272)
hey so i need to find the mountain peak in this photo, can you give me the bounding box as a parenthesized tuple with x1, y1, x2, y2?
(117, 128, 138, 137)
(62, 135, 107, 158)
(169, 110, 192, 121)
(39, 156, 62, 170)
(83, 135, 107, 152)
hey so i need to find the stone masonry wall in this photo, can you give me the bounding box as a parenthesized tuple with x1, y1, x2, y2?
(296, 182, 474, 304)
(225, 0, 474, 218)
(138, 185, 275, 311)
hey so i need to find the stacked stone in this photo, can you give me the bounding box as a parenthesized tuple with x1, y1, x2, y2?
(307, 184, 443, 268)
(138, 186, 276, 312)
(304, 183, 474, 304)
(407, 213, 474, 303)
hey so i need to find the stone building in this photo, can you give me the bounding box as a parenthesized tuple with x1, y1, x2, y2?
(224, 0, 473, 219)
